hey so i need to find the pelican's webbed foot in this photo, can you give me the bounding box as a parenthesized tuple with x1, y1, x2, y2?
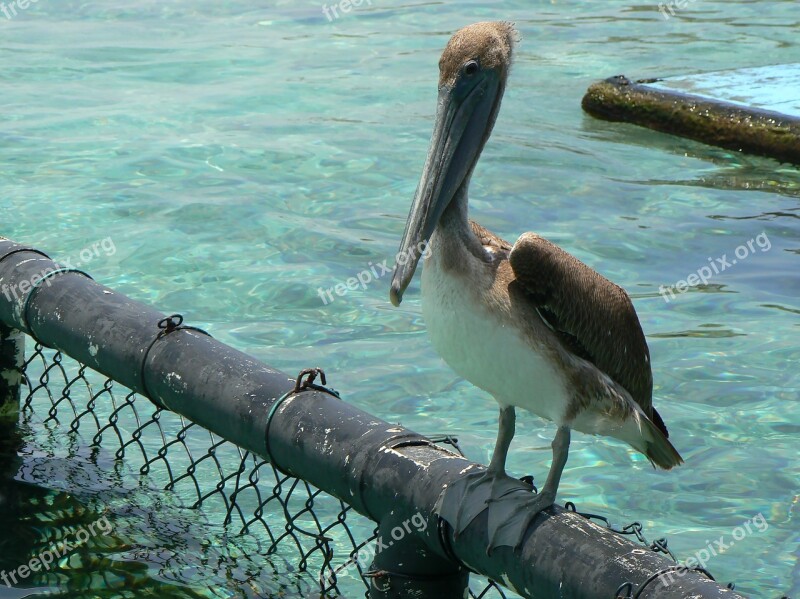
(486, 486, 555, 550)
(435, 467, 533, 538)
(486, 424, 571, 551)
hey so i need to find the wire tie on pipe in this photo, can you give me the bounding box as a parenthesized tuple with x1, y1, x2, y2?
(564, 501, 613, 529)
(0, 246, 51, 265)
(21, 267, 93, 348)
(614, 581, 633, 599)
(139, 313, 212, 410)
(427, 434, 465, 457)
(364, 569, 392, 592)
(264, 367, 340, 475)
(293, 367, 341, 397)
(0, 246, 93, 345)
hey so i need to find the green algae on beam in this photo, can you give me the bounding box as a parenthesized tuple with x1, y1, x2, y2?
(582, 75, 800, 165)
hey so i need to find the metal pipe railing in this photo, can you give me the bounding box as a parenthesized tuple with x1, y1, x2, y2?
(0, 237, 746, 599)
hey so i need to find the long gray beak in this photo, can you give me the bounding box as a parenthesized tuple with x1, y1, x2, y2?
(389, 74, 499, 307)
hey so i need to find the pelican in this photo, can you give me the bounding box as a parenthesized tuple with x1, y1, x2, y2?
(389, 21, 682, 551)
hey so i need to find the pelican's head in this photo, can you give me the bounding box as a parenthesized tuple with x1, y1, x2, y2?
(390, 22, 518, 306)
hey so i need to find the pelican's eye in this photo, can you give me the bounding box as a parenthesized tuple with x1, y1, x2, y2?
(463, 60, 480, 76)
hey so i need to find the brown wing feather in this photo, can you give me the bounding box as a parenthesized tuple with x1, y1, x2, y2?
(470, 220, 513, 252)
(508, 232, 667, 435)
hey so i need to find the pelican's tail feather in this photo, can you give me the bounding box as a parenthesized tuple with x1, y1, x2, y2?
(640, 416, 683, 470)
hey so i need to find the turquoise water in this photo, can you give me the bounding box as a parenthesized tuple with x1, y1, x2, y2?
(1, 0, 799, 597)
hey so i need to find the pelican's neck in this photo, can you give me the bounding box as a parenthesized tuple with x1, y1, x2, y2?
(434, 184, 485, 264)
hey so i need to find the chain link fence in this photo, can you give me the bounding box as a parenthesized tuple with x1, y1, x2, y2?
(10, 339, 513, 598)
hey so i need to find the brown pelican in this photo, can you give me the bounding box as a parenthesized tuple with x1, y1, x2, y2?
(389, 21, 682, 550)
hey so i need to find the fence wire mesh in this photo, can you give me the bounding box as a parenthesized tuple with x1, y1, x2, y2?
(10, 340, 512, 599)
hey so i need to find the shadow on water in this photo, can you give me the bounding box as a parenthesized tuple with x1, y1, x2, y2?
(581, 114, 800, 199)
(0, 417, 311, 598)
